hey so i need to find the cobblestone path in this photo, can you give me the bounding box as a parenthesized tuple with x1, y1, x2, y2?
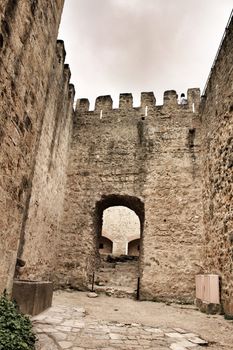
(33, 304, 208, 350)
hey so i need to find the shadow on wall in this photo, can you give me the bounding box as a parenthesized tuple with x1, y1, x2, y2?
(128, 238, 140, 257)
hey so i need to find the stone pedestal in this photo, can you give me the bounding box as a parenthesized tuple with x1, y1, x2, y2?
(12, 280, 53, 316)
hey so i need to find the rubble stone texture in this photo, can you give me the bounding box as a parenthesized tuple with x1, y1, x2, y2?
(201, 16, 233, 317)
(0, 1, 232, 317)
(56, 89, 204, 303)
(0, 0, 74, 291)
(94, 255, 139, 298)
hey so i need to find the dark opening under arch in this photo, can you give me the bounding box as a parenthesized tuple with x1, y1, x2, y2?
(128, 238, 140, 256)
(99, 236, 113, 254)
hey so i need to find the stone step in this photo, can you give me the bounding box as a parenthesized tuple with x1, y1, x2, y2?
(95, 256, 140, 298)
(96, 272, 139, 281)
(95, 277, 138, 285)
(98, 268, 138, 274)
(100, 261, 138, 267)
(92, 285, 137, 299)
(100, 262, 138, 269)
(99, 267, 116, 272)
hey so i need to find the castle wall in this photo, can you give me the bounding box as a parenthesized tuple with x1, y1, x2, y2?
(18, 43, 74, 282)
(201, 14, 233, 316)
(0, 0, 231, 309)
(0, 0, 65, 292)
(57, 90, 204, 303)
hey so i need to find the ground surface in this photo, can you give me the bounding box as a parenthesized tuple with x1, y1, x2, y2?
(34, 291, 233, 350)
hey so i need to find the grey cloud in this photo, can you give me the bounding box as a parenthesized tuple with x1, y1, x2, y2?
(59, 0, 232, 107)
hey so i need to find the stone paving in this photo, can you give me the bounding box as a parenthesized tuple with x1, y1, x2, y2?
(33, 304, 208, 350)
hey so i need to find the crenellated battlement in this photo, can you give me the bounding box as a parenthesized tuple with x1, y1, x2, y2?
(76, 88, 201, 114)
(163, 90, 178, 106)
(95, 95, 113, 111)
(119, 93, 133, 109)
(141, 92, 156, 108)
(56, 40, 66, 63)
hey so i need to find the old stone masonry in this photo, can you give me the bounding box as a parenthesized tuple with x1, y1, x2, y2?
(0, 0, 232, 341)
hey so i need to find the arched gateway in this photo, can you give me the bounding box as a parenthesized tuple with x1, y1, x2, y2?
(56, 90, 203, 303)
(94, 195, 144, 296)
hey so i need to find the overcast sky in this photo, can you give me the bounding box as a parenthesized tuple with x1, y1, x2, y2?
(59, 0, 232, 108)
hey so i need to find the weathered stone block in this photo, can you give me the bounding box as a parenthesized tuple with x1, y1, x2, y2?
(12, 280, 53, 316)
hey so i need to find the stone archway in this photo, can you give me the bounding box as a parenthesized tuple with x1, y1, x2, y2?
(94, 194, 144, 298)
(95, 194, 145, 241)
(101, 207, 140, 255)
(99, 236, 113, 254)
(128, 238, 140, 256)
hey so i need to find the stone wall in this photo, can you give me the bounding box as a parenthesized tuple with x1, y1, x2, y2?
(56, 90, 204, 303)
(18, 43, 74, 282)
(95, 255, 139, 298)
(201, 13, 233, 316)
(0, 0, 67, 293)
